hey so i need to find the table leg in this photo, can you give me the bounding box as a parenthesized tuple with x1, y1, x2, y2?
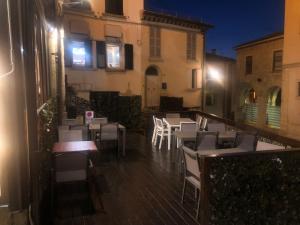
(122, 128, 126, 156)
(168, 126, 171, 150)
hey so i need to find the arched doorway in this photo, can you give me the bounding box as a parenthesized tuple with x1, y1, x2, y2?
(145, 65, 160, 108)
(240, 87, 258, 124)
(266, 86, 281, 128)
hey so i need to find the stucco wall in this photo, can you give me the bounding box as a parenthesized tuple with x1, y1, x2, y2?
(141, 26, 204, 108)
(236, 37, 283, 131)
(281, 0, 300, 139)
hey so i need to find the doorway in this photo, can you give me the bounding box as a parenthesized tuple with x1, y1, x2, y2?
(145, 66, 160, 108)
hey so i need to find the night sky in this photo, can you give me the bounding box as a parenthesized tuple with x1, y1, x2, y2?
(145, 0, 284, 58)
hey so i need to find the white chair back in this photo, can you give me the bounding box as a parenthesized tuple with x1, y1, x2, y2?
(207, 123, 226, 132)
(166, 113, 180, 118)
(156, 118, 164, 129)
(58, 130, 83, 142)
(153, 115, 157, 127)
(200, 117, 208, 130)
(58, 125, 69, 131)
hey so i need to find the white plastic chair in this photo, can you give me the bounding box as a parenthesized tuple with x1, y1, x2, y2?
(199, 117, 208, 131)
(151, 115, 158, 144)
(154, 118, 169, 150)
(196, 114, 203, 130)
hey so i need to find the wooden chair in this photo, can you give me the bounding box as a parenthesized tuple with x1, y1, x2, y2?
(195, 131, 218, 150)
(234, 131, 258, 151)
(99, 123, 119, 158)
(181, 146, 201, 219)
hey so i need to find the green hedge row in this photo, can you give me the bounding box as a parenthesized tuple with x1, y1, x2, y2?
(205, 150, 300, 225)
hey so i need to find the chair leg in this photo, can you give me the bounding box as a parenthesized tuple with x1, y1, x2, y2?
(159, 134, 163, 149)
(181, 179, 186, 204)
(196, 189, 201, 220)
(154, 131, 158, 146)
(151, 128, 156, 143)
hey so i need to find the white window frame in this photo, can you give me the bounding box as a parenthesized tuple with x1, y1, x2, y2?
(105, 37, 124, 71)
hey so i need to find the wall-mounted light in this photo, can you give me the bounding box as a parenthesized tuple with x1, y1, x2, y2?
(207, 66, 222, 83)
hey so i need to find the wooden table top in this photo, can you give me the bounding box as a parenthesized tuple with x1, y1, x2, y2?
(52, 141, 97, 153)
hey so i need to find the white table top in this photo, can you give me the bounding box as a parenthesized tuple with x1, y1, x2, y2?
(163, 118, 194, 127)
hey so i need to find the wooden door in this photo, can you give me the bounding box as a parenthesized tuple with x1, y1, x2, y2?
(146, 75, 160, 107)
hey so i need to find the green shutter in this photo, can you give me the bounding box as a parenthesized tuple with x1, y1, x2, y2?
(85, 40, 92, 68)
(64, 39, 72, 67)
(96, 41, 106, 69)
(125, 44, 134, 70)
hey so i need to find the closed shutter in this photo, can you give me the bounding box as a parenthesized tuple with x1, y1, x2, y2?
(85, 40, 92, 68)
(64, 39, 72, 67)
(125, 44, 133, 70)
(96, 41, 106, 68)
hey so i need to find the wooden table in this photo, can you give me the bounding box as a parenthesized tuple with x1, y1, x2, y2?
(163, 118, 194, 150)
(53, 141, 97, 153)
(88, 123, 126, 156)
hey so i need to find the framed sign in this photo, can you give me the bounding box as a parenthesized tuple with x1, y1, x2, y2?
(85, 111, 94, 124)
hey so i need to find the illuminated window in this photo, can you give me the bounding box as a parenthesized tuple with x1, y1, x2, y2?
(72, 41, 86, 66)
(106, 43, 121, 69)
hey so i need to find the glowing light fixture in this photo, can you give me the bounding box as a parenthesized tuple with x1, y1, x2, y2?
(208, 66, 222, 82)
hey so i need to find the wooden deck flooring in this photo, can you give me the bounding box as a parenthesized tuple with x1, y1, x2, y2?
(54, 133, 201, 225)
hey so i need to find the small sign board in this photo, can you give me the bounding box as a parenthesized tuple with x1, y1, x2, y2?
(85, 111, 94, 124)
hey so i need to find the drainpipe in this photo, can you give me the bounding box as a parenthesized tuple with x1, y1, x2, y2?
(201, 33, 206, 112)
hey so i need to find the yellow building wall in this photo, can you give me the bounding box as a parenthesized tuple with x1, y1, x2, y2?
(281, 0, 300, 139)
(63, 0, 204, 108)
(236, 37, 283, 131)
(141, 26, 204, 108)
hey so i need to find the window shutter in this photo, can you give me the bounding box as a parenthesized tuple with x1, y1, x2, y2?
(64, 39, 72, 67)
(125, 44, 134, 70)
(96, 41, 106, 69)
(85, 40, 92, 67)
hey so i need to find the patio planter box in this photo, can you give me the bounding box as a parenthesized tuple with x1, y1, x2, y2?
(160, 96, 183, 112)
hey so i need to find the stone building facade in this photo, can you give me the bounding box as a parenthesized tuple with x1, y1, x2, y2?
(204, 53, 236, 119)
(281, 0, 300, 140)
(235, 33, 283, 132)
(61, 0, 212, 108)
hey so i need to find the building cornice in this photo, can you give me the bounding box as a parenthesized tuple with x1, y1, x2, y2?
(141, 10, 213, 33)
(235, 32, 284, 50)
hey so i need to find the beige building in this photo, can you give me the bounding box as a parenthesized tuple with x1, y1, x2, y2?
(61, 0, 212, 109)
(281, 0, 300, 140)
(204, 52, 236, 119)
(235, 33, 283, 132)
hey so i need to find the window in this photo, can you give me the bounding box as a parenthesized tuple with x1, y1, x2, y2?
(192, 69, 198, 89)
(96, 39, 134, 70)
(72, 41, 86, 66)
(65, 39, 92, 68)
(105, 0, 123, 15)
(187, 32, 196, 60)
(106, 43, 121, 69)
(245, 56, 253, 74)
(150, 27, 161, 58)
(273, 50, 283, 72)
(206, 93, 215, 106)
